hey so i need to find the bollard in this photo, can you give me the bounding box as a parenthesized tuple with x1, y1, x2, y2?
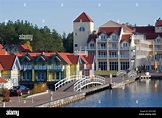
(2, 101, 5, 107)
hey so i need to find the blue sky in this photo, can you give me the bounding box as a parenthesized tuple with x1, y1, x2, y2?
(0, 0, 162, 35)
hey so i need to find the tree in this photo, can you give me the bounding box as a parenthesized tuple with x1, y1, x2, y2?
(63, 32, 73, 53)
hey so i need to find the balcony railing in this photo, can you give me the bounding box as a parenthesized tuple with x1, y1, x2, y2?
(120, 47, 129, 50)
(98, 47, 107, 50)
(120, 55, 129, 59)
(155, 48, 162, 51)
(21, 65, 32, 70)
(48, 65, 65, 71)
(154, 41, 162, 44)
(109, 47, 118, 50)
(86, 47, 96, 50)
(108, 39, 118, 42)
(109, 55, 118, 59)
(98, 55, 107, 59)
(21, 65, 65, 71)
(34, 65, 47, 70)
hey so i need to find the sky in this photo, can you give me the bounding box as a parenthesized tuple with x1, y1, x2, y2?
(0, 0, 162, 35)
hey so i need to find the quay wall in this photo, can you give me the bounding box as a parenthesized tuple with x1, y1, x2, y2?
(35, 92, 86, 107)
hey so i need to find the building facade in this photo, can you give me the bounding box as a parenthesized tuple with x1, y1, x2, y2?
(73, 12, 162, 71)
(14, 52, 94, 88)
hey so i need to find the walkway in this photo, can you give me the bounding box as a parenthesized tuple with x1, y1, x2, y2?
(3, 90, 82, 107)
(2, 74, 136, 107)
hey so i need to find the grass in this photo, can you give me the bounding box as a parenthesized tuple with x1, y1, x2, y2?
(94, 70, 117, 75)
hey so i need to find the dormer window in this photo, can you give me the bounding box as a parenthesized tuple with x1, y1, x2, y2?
(90, 43, 95, 49)
(156, 38, 161, 43)
(123, 42, 128, 47)
(112, 35, 116, 40)
(79, 26, 85, 31)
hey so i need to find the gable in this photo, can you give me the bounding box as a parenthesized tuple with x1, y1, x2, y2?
(21, 53, 33, 62)
(12, 56, 21, 70)
(50, 53, 67, 64)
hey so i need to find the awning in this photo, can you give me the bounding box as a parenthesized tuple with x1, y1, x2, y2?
(0, 77, 6, 83)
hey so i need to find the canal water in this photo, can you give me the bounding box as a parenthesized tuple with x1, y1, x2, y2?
(64, 79, 162, 107)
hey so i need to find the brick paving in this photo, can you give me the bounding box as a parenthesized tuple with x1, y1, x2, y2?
(2, 91, 81, 107)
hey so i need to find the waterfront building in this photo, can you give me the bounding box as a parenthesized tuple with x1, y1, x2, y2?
(14, 52, 94, 88)
(0, 45, 21, 89)
(73, 12, 162, 71)
(3, 44, 31, 54)
(0, 55, 21, 89)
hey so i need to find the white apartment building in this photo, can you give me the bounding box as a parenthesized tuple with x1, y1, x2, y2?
(73, 12, 162, 71)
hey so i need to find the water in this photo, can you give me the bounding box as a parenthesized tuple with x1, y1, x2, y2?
(64, 79, 162, 107)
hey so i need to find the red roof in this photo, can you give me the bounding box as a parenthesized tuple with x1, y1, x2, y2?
(98, 27, 121, 35)
(0, 55, 16, 69)
(80, 55, 94, 64)
(0, 63, 3, 70)
(131, 26, 162, 39)
(87, 34, 98, 43)
(0, 44, 3, 49)
(58, 52, 73, 64)
(73, 12, 94, 22)
(0, 49, 9, 55)
(67, 55, 79, 64)
(121, 34, 131, 43)
(155, 20, 162, 27)
(0, 77, 6, 83)
(16, 44, 31, 52)
(132, 26, 155, 34)
(115, 22, 135, 33)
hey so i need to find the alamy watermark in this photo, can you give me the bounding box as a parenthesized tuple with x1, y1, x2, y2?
(6, 109, 19, 117)
(19, 34, 33, 41)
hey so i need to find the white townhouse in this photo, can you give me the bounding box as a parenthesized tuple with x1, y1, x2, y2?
(73, 12, 162, 71)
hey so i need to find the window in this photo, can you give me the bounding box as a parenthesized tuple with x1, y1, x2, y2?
(112, 35, 117, 40)
(90, 43, 95, 49)
(120, 62, 129, 70)
(123, 43, 128, 47)
(156, 45, 161, 50)
(101, 35, 106, 40)
(75, 44, 78, 47)
(98, 62, 107, 70)
(112, 43, 117, 48)
(156, 39, 160, 43)
(110, 62, 118, 70)
(101, 43, 106, 49)
(79, 26, 85, 31)
(110, 51, 117, 57)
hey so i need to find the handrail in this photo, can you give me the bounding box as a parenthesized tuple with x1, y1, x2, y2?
(73, 75, 105, 92)
(116, 70, 126, 76)
(55, 75, 84, 91)
(128, 70, 137, 78)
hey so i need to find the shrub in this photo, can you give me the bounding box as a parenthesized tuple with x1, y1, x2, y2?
(31, 82, 48, 95)
(2, 88, 10, 102)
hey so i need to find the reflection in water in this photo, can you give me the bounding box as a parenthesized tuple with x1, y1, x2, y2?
(64, 80, 162, 107)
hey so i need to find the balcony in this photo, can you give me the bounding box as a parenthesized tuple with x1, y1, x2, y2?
(97, 47, 107, 50)
(120, 55, 129, 59)
(86, 46, 96, 50)
(120, 47, 129, 50)
(21, 65, 32, 70)
(109, 55, 118, 59)
(109, 47, 118, 50)
(48, 65, 65, 71)
(154, 41, 162, 44)
(98, 55, 107, 59)
(97, 39, 107, 42)
(34, 65, 47, 70)
(155, 48, 162, 51)
(108, 39, 118, 42)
